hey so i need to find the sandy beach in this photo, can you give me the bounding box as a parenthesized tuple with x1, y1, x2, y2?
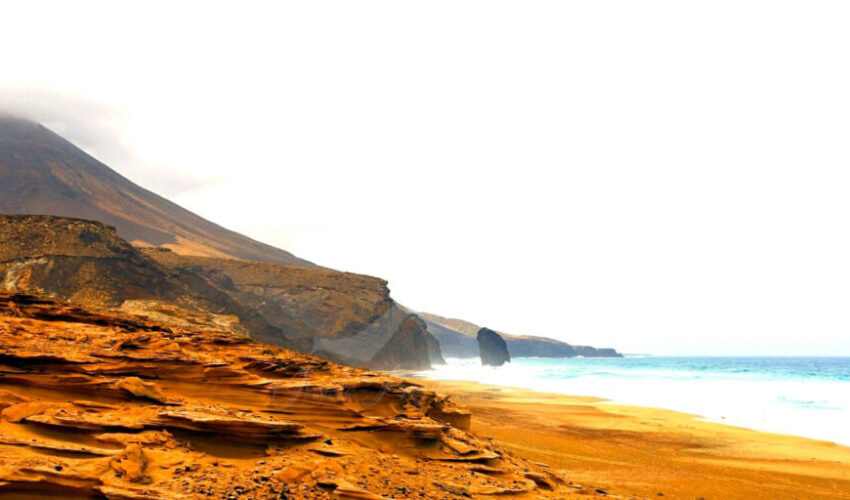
(418, 379, 850, 500)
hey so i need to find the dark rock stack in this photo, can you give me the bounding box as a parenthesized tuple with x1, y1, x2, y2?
(477, 327, 510, 366)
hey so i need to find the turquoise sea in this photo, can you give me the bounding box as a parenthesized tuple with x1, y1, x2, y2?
(418, 356, 850, 446)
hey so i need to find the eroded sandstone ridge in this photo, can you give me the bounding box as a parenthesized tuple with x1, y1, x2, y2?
(0, 291, 583, 499)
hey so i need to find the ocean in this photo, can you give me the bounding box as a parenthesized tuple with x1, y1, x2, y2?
(417, 356, 850, 446)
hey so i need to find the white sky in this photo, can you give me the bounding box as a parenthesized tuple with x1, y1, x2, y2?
(2, 1, 849, 355)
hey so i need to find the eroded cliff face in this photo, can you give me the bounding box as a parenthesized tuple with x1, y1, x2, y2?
(142, 251, 392, 342)
(477, 328, 511, 366)
(369, 315, 433, 370)
(0, 215, 441, 369)
(0, 215, 294, 349)
(0, 291, 575, 499)
(143, 251, 443, 370)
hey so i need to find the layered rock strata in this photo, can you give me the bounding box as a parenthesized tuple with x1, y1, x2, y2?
(0, 291, 584, 499)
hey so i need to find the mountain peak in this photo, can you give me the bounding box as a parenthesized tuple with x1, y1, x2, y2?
(0, 118, 314, 266)
(0, 114, 44, 138)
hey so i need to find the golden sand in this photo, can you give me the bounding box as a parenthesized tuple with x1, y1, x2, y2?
(420, 379, 850, 500)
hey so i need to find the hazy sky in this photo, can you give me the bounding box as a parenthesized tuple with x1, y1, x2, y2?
(2, 1, 849, 355)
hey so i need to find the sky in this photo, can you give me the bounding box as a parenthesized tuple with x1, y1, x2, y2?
(2, 1, 849, 355)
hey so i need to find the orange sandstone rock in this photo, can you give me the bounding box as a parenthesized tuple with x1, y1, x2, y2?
(0, 291, 607, 499)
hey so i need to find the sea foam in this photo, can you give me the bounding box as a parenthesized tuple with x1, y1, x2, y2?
(417, 356, 850, 446)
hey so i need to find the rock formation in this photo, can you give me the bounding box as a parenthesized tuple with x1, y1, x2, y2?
(0, 214, 294, 347)
(0, 214, 443, 369)
(0, 290, 576, 499)
(370, 314, 434, 370)
(477, 327, 511, 366)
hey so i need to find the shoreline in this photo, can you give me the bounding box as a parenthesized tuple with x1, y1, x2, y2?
(410, 356, 850, 446)
(412, 377, 850, 500)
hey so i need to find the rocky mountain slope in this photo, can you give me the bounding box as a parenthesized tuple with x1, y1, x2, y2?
(0, 115, 312, 266)
(0, 291, 594, 499)
(0, 215, 439, 369)
(0, 215, 278, 338)
(1, 115, 620, 365)
(142, 250, 441, 369)
(421, 312, 622, 358)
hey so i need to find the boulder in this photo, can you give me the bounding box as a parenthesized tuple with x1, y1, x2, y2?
(477, 328, 510, 366)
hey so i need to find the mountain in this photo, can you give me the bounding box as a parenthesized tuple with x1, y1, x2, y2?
(0, 115, 313, 266)
(420, 312, 622, 358)
(0, 114, 618, 366)
(0, 116, 442, 369)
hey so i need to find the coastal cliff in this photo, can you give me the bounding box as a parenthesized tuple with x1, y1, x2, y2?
(0, 117, 444, 371)
(422, 312, 622, 359)
(0, 214, 441, 369)
(143, 250, 443, 369)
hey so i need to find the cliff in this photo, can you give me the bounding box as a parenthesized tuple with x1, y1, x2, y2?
(0, 215, 285, 344)
(0, 215, 440, 369)
(144, 251, 442, 369)
(370, 314, 435, 370)
(0, 290, 574, 499)
(477, 327, 511, 366)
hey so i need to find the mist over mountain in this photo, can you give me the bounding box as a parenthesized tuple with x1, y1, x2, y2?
(0, 115, 620, 363)
(0, 115, 313, 266)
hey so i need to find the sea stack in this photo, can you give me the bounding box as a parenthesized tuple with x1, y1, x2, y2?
(477, 327, 510, 366)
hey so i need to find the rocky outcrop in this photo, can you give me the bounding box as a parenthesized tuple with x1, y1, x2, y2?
(0, 215, 440, 369)
(145, 251, 443, 370)
(0, 290, 572, 499)
(0, 214, 296, 348)
(422, 312, 623, 358)
(477, 327, 511, 366)
(370, 314, 434, 370)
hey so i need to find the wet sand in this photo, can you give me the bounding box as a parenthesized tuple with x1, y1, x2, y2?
(419, 379, 850, 500)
